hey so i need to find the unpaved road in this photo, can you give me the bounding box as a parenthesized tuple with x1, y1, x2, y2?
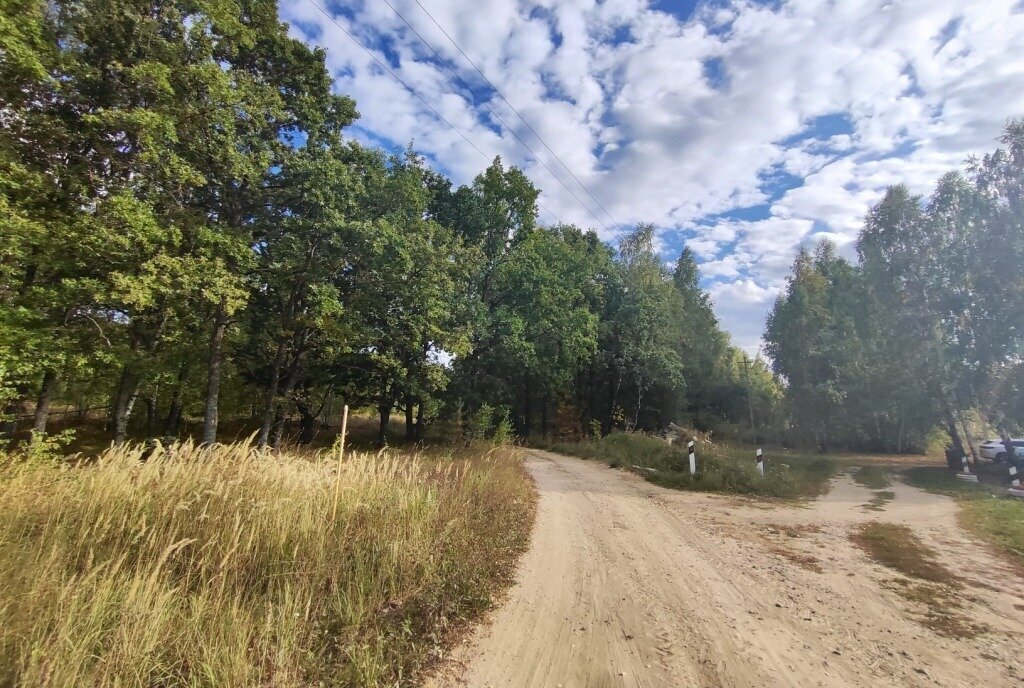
(432, 450, 1024, 687)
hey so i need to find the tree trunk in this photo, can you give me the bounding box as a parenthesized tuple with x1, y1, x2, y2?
(32, 369, 57, 435)
(523, 376, 532, 437)
(405, 395, 415, 441)
(604, 366, 620, 435)
(202, 298, 229, 445)
(541, 392, 549, 437)
(297, 400, 317, 445)
(414, 398, 424, 442)
(998, 424, 1017, 468)
(112, 367, 142, 445)
(634, 380, 644, 430)
(257, 340, 287, 447)
(378, 397, 392, 446)
(271, 359, 302, 450)
(144, 395, 157, 438)
(164, 362, 188, 437)
(959, 413, 980, 467)
(943, 406, 966, 470)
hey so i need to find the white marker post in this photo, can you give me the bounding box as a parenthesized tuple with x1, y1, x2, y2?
(1009, 463, 1024, 499)
(688, 440, 696, 476)
(756, 447, 764, 476)
(956, 454, 978, 482)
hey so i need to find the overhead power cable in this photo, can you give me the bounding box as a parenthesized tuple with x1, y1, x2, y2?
(409, 0, 624, 231)
(303, 0, 564, 226)
(377, 0, 611, 234)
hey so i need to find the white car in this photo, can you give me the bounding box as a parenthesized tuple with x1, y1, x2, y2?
(979, 438, 1024, 462)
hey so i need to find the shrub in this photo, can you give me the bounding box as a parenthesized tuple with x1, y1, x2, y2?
(465, 403, 493, 441)
(492, 410, 514, 446)
(552, 432, 834, 499)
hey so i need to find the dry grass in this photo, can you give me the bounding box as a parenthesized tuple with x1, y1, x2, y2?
(851, 522, 954, 585)
(768, 546, 823, 573)
(0, 438, 535, 687)
(853, 522, 985, 639)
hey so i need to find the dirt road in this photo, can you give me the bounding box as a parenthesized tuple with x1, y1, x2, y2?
(432, 451, 1024, 687)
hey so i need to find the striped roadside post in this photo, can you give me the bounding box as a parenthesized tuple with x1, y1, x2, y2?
(756, 447, 764, 476)
(688, 440, 696, 476)
(956, 454, 978, 482)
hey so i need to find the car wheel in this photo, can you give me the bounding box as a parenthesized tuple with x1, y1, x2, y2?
(996, 452, 1008, 463)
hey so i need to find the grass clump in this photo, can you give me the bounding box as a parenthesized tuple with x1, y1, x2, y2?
(863, 490, 896, 512)
(851, 522, 954, 585)
(551, 432, 835, 499)
(852, 465, 891, 490)
(0, 439, 534, 687)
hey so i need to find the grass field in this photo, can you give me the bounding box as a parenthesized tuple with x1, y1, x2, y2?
(0, 439, 535, 687)
(550, 432, 835, 499)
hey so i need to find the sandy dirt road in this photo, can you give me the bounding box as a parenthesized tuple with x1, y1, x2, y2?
(432, 450, 1024, 688)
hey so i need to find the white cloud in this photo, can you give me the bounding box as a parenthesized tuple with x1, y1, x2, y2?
(280, 0, 1024, 349)
(709, 279, 781, 355)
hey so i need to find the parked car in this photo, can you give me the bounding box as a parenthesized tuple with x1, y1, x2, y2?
(979, 438, 1024, 462)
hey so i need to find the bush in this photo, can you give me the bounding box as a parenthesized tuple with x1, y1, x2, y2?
(465, 403, 493, 441)
(551, 432, 834, 499)
(492, 410, 514, 446)
(0, 439, 534, 686)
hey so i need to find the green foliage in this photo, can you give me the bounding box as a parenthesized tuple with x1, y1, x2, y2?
(465, 403, 495, 441)
(0, 0, 807, 459)
(767, 119, 1024, 453)
(492, 411, 514, 446)
(15, 430, 76, 464)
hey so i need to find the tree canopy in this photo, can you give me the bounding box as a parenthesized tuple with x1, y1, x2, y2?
(1, 0, 761, 448)
(766, 120, 1024, 456)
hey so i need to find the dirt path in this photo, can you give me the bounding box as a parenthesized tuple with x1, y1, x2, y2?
(432, 450, 1024, 687)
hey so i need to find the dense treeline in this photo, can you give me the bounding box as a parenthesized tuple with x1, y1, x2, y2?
(0, 0, 766, 448)
(766, 121, 1024, 458)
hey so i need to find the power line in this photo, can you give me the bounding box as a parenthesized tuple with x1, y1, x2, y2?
(303, 0, 563, 226)
(409, 0, 624, 231)
(377, 0, 611, 234)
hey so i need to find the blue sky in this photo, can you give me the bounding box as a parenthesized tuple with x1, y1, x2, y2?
(281, 0, 1024, 353)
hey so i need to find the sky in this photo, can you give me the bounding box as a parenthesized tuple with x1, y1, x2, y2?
(280, 0, 1024, 354)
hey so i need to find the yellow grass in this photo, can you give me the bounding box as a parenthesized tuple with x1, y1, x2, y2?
(0, 438, 535, 687)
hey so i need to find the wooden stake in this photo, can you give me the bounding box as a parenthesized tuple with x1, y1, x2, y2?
(331, 404, 349, 523)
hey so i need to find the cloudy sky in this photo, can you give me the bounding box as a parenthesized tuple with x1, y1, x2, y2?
(281, 0, 1024, 353)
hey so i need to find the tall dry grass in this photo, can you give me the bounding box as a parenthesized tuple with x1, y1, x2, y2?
(0, 439, 534, 687)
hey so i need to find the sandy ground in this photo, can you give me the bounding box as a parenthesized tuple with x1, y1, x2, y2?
(429, 450, 1024, 688)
